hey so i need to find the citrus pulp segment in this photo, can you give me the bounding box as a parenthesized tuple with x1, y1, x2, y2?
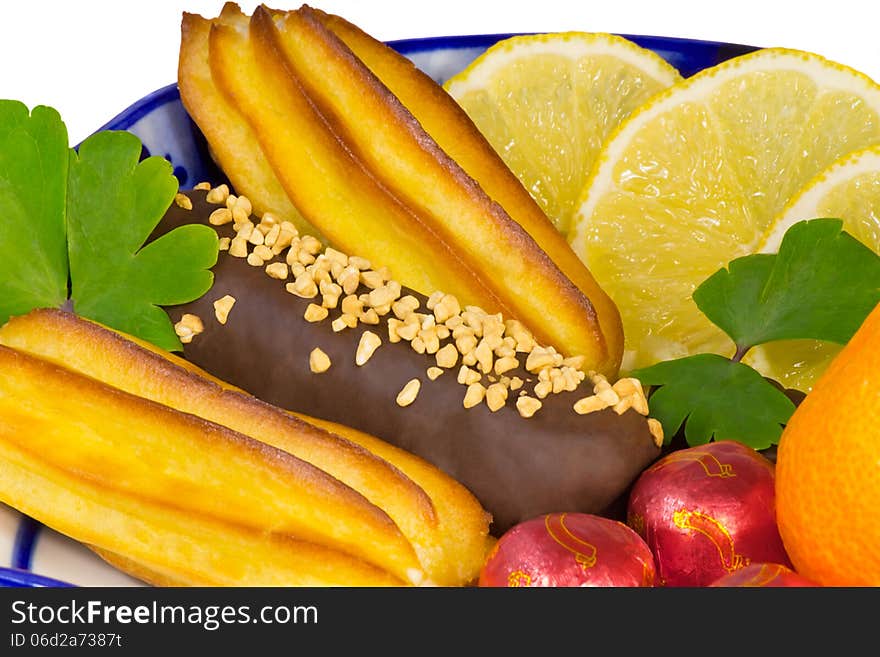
(569, 48, 880, 373)
(444, 32, 682, 235)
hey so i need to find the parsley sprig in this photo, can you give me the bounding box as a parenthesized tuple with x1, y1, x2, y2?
(634, 218, 880, 449)
(0, 100, 217, 351)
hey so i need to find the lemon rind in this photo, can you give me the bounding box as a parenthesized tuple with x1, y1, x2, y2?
(759, 144, 880, 253)
(443, 31, 682, 96)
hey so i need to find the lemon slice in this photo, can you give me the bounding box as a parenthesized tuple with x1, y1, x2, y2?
(569, 48, 880, 373)
(444, 32, 681, 235)
(746, 144, 880, 391)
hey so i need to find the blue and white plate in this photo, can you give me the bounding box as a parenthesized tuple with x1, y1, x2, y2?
(0, 31, 756, 588)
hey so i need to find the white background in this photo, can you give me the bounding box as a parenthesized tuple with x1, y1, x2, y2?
(2, 0, 879, 145)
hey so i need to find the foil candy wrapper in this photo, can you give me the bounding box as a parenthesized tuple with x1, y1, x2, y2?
(627, 440, 792, 587)
(479, 512, 656, 587)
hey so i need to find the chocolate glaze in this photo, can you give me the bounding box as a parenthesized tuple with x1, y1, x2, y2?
(159, 190, 661, 535)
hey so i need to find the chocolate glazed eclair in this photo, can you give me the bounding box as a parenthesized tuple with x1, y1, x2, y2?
(159, 190, 661, 534)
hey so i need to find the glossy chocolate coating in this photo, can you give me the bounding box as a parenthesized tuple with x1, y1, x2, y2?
(159, 191, 661, 534)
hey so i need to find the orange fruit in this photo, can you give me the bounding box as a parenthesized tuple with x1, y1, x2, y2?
(775, 300, 880, 586)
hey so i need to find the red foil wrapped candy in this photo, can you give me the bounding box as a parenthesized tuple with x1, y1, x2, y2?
(627, 440, 791, 587)
(709, 563, 819, 587)
(479, 512, 656, 587)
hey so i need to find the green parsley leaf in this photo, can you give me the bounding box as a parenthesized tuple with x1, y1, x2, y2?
(0, 100, 69, 323)
(694, 218, 880, 352)
(67, 130, 218, 352)
(633, 354, 796, 449)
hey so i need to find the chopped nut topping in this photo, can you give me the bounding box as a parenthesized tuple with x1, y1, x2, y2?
(288, 273, 318, 299)
(596, 387, 620, 406)
(253, 245, 273, 260)
(396, 321, 420, 342)
(421, 329, 440, 354)
(647, 418, 664, 447)
(457, 365, 481, 386)
(435, 343, 458, 369)
(525, 346, 562, 372)
(341, 294, 364, 317)
(265, 262, 289, 280)
(285, 246, 301, 268)
(324, 247, 348, 266)
(613, 377, 642, 395)
(573, 395, 608, 415)
(494, 355, 519, 375)
(426, 291, 444, 310)
(232, 205, 250, 225)
(356, 330, 382, 366)
(392, 295, 420, 319)
(609, 377, 650, 415)
(485, 383, 508, 412)
(264, 223, 281, 248)
(309, 347, 331, 374)
(474, 338, 494, 374)
(348, 255, 371, 271)
(228, 236, 248, 258)
(208, 198, 658, 423)
(368, 285, 397, 309)
(173, 313, 204, 344)
(205, 183, 230, 204)
(247, 227, 265, 246)
(299, 235, 323, 255)
(235, 222, 254, 241)
(613, 396, 633, 415)
(303, 303, 329, 323)
(631, 390, 650, 416)
(455, 333, 478, 356)
(174, 192, 193, 210)
(261, 212, 281, 229)
(360, 270, 384, 290)
(213, 294, 236, 325)
(233, 195, 253, 217)
(218, 237, 231, 251)
(209, 207, 233, 226)
(387, 318, 402, 343)
(463, 382, 486, 409)
(432, 294, 461, 324)
(516, 396, 542, 418)
(534, 380, 553, 399)
(194, 181, 212, 191)
(396, 379, 421, 407)
(273, 223, 296, 250)
(337, 266, 360, 295)
(319, 281, 342, 309)
(360, 308, 380, 325)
